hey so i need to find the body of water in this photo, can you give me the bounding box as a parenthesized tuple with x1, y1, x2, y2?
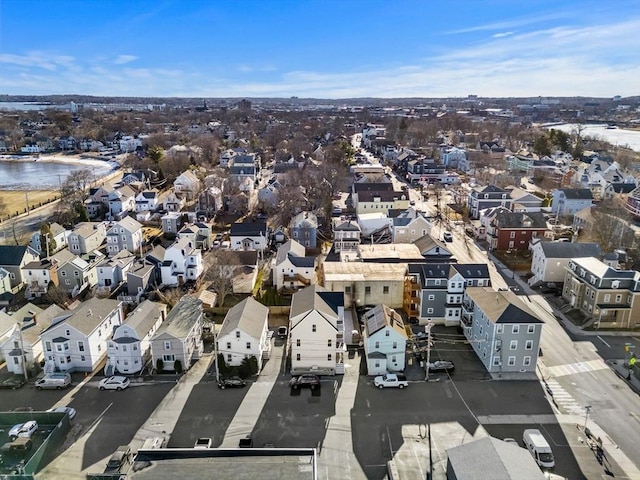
(0, 156, 116, 190)
(0, 102, 53, 111)
(544, 123, 640, 153)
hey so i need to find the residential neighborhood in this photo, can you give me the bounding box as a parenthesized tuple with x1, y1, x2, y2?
(0, 91, 639, 480)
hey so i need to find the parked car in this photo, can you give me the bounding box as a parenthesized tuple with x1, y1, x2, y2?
(99, 376, 130, 391)
(35, 372, 71, 390)
(374, 373, 408, 389)
(427, 360, 455, 373)
(9, 421, 38, 441)
(217, 376, 246, 389)
(289, 374, 320, 390)
(46, 406, 77, 420)
(194, 438, 212, 449)
(104, 445, 132, 473)
(443, 231, 453, 242)
(277, 326, 288, 338)
(0, 377, 25, 390)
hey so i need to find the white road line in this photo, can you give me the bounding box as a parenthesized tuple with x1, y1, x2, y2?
(598, 336, 611, 348)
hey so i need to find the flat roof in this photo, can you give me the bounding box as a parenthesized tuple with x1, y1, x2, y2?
(129, 448, 317, 480)
(322, 262, 407, 282)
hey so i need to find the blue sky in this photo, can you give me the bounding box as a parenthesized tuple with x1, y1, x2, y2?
(1, 0, 639, 98)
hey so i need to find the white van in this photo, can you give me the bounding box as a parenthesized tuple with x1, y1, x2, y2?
(35, 373, 71, 390)
(523, 429, 555, 468)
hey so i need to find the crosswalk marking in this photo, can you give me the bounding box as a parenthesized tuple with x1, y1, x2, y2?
(544, 378, 585, 415)
(546, 359, 608, 378)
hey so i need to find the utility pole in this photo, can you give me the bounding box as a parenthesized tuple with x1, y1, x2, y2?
(25, 191, 30, 215)
(212, 322, 220, 383)
(17, 322, 28, 381)
(583, 405, 592, 431)
(424, 322, 433, 381)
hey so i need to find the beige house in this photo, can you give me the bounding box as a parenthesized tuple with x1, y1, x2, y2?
(321, 262, 407, 308)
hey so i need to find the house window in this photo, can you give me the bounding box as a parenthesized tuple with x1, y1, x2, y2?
(78, 341, 85, 352)
(391, 355, 397, 363)
(507, 356, 516, 366)
(327, 354, 332, 361)
(80, 355, 86, 362)
(496, 325, 503, 334)
(383, 286, 389, 294)
(45, 341, 51, 352)
(327, 339, 332, 347)
(604, 294, 611, 303)
(528, 325, 535, 334)
(492, 357, 500, 366)
(345, 286, 351, 293)
(385, 330, 390, 337)
(296, 353, 301, 361)
(375, 341, 380, 349)
(74, 271, 79, 277)
(365, 286, 371, 294)
(61, 271, 67, 277)
(246, 342, 251, 349)
(525, 340, 533, 350)
(512, 325, 519, 334)
(428, 295, 435, 301)
(226, 342, 231, 349)
(375, 360, 380, 368)
(227, 354, 232, 363)
(427, 308, 433, 314)
(393, 342, 397, 349)
(65, 279, 70, 285)
(510, 231, 516, 239)
(65, 329, 71, 336)
(164, 341, 171, 350)
(523, 356, 532, 366)
(236, 331, 241, 338)
(312, 324, 316, 332)
(510, 340, 518, 350)
(615, 294, 622, 303)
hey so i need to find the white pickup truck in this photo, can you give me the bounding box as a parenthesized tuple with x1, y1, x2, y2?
(374, 373, 408, 389)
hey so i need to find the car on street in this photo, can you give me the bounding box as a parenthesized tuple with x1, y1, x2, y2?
(46, 406, 77, 420)
(217, 376, 247, 389)
(503, 437, 519, 446)
(427, 360, 455, 373)
(289, 374, 320, 389)
(374, 373, 408, 389)
(194, 437, 212, 449)
(443, 231, 453, 242)
(104, 445, 132, 473)
(277, 326, 288, 338)
(99, 376, 130, 391)
(0, 377, 25, 390)
(9, 421, 38, 441)
(213, 240, 221, 248)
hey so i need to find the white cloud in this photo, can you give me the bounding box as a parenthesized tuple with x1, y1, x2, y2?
(492, 31, 514, 38)
(114, 55, 138, 65)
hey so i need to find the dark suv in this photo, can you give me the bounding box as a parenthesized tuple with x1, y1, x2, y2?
(217, 376, 247, 389)
(104, 445, 131, 474)
(289, 374, 320, 390)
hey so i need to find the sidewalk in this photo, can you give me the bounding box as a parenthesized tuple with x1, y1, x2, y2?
(219, 341, 284, 447)
(318, 352, 367, 480)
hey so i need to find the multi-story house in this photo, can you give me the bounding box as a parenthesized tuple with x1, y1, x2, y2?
(0, 304, 64, 376)
(413, 235, 454, 263)
(551, 188, 594, 218)
(96, 250, 137, 293)
(118, 261, 156, 304)
(509, 188, 544, 213)
(528, 239, 601, 287)
(462, 287, 543, 379)
(353, 186, 410, 215)
(274, 239, 315, 291)
(217, 297, 270, 367)
(332, 219, 361, 253)
(562, 257, 640, 328)
(487, 211, 549, 252)
(467, 185, 512, 219)
(174, 170, 201, 200)
(68, 222, 107, 255)
(22, 256, 63, 300)
(160, 237, 203, 287)
(363, 304, 408, 376)
(161, 212, 184, 236)
(164, 190, 186, 212)
(229, 221, 269, 252)
(408, 263, 491, 326)
(177, 222, 212, 251)
(56, 250, 105, 297)
(106, 217, 143, 257)
(440, 147, 466, 169)
(40, 298, 124, 373)
(105, 300, 167, 375)
(289, 285, 345, 375)
(290, 211, 318, 249)
(135, 189, 160, 213)
(108, 186, 137, 219)
(28, 222, 69, 257)
(0, 246, 40, 290)
(150, 295, 203, 372)
(391, 209, 432, 244)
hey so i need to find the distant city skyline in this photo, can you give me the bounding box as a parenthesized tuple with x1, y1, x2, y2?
(1, 0, 639, 99)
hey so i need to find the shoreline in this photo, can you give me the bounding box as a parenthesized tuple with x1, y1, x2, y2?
(0, 153, 120, 168)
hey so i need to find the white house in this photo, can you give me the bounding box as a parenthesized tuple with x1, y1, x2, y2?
(160, 237, 204, 287)
(105, 300, 167, 375)
(551, 188, 594, 217)
(108, 186, 137, 218)
(96, 250, 137, 293)
(229, 221, 269, 252)
(289, 285, 345, 375)
(164, 190, 186, 212)
(217, 297, 270, 367)
(528, 239, 602, 287)
(28, 223, 69, 257)
(135, 190, 160, 213)
(363, 304, 408, 376)
(119, 135, 142, 152)
(40, 298, 124, 373)
(174, 170, 201, 199)
(273, 239, 316, 291)
(0, 304, 63, 376)
(150, 295, 203, 372)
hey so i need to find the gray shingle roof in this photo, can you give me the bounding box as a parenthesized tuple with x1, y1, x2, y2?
(493, 211, 547, 229)
(539, 241, 601, 259)
(48, 298, 123, 335)
(0, 246, 34, 266)
(230, 221, 267, 237)
(118, 300, 165, 339)
(154, 295, 202, 339)
(560, 188, 593, 200)
(219, 297, 269, 340)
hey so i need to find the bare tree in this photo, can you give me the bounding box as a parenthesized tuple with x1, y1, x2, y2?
(203, 250, 239, 307)
(586, 201, 635, 252)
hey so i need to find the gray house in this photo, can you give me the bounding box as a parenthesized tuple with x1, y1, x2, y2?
(106, 216, 143, 257)
(462, 287, 543, 379)
(119, 261, 156, 304)
(289, 211, 318, 249)
(150, 295, 203, 372)
(56, 251, 105, 297)
(467, 185, 512, 219)
(0, 246, 40, 289)
(68, 222, 107, 255)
